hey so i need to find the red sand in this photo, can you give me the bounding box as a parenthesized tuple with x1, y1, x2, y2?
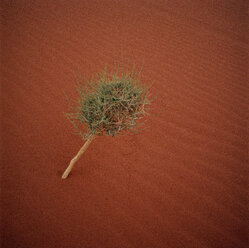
(1, 1, 248, 248)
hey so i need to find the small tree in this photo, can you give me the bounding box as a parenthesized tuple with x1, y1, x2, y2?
(62, 60, 152, 179)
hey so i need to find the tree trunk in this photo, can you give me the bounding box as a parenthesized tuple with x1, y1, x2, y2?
(62, 135, 96, 179)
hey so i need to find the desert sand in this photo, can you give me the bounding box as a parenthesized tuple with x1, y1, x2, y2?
(1, 1, 248, 248)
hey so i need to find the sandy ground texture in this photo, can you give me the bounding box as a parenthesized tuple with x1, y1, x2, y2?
(2, 1, 248, 248)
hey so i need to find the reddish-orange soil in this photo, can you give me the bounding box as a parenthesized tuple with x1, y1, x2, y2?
(1, 1, 248, 248)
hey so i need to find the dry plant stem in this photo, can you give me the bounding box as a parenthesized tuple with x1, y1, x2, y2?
(62, 135, 96, 179)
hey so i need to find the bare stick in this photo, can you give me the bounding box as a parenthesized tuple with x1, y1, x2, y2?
(62, 135, 96, 179)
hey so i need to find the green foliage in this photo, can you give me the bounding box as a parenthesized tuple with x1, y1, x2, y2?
(64, 61, 152, 140)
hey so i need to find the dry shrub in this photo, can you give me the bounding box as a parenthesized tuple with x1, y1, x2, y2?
(64, 59, 152, 140)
